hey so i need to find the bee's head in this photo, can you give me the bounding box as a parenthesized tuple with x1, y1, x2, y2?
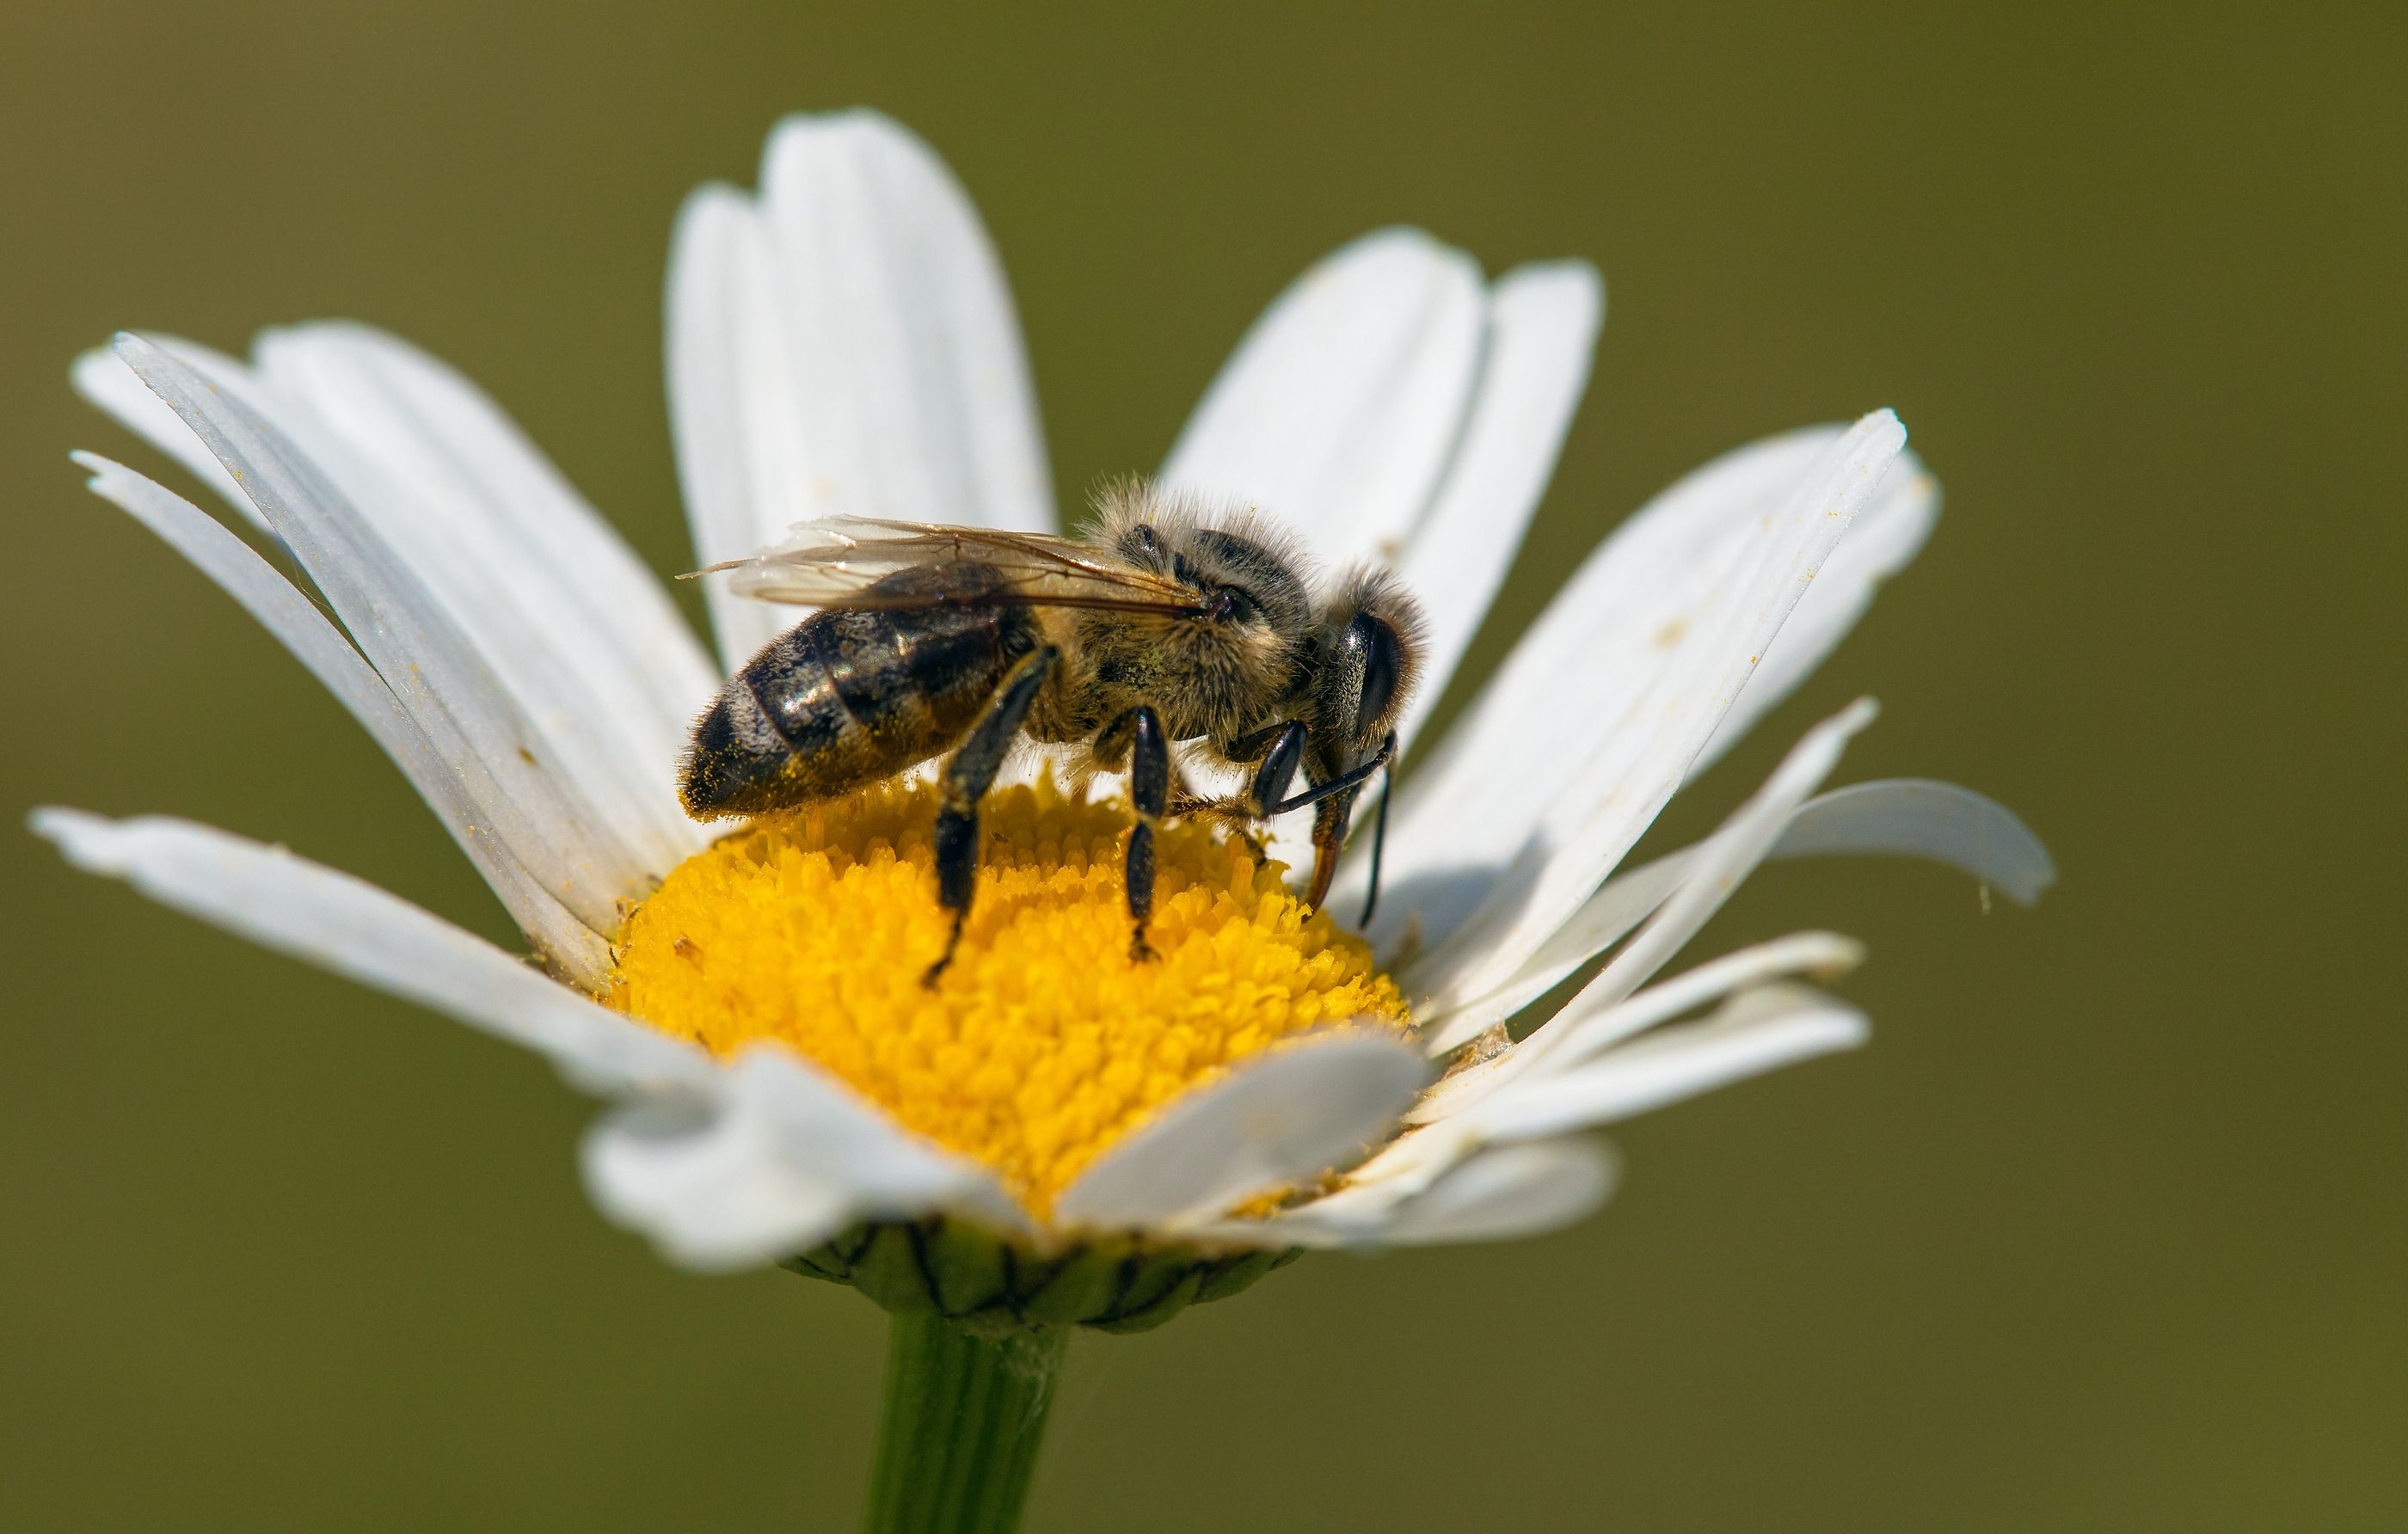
(1092, 483, 1314, 737)
(1305, 567, 1425, 778)
(1298, 567, 1426, 911)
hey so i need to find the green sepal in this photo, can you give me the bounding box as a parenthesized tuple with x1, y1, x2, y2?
(1193, 1247, 1284, 1304)
(782, 1217, 1304, 1336)
(1088, 1261, 1204, 1334)
(850, 1223, 941, 1314)
(924, 1218, 1011, 1315)
(783, 1244, 851, 1284)
(1011, 1243, 1126, 1326)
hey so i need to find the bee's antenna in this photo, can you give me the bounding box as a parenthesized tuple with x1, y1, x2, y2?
(1357, 733, 1396, 928)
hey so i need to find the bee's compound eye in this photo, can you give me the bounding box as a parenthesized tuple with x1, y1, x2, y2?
(1207, 586, 1257, 624)
(1346, 612, 1403, 733)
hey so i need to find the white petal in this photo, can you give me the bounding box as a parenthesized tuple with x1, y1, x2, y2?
(1508, 700, 1877, 1020)
(1419, 776, 2045, 1051)
(1202, 1137, 1617, 1250)
(247, 323, 717, 875)
(582, 1093, 848, 1273)
(1378, 414, 1908, 986)
(1160, 228, 1484, 568)
(1270, 980, 1857, 1248)
(71, 454, 609, 984)
(1250, 260, 1604, 892)
(1051, 1028, 1428, 1230)
(89, 307, 707, 887)
(1331, 975, 1864, 1231)
(1416, 847, 1694, 1054)
(1406, 699, 1869, 1068)
(669, 110, 1054, 666)
(72, 347, 259, 530)
(1692, 446, 1938, 776)
(113, 334, 645, 933)
(1393, 261, 1603, 751)
(1455, 985, 1870, 1142)
(1770, 777, 2055, 905)
(667, 186, 807, 664)
(1416, 930, 1864, 1117)
(1371, 1138, 1619, 1245)
(30, 810, 703, 1094)
(583, 1046, 1025, 1272)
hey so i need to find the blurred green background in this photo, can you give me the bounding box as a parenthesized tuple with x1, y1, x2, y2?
(3, 2, 2400, 1529)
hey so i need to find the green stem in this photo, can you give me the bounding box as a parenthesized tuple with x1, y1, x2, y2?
(863, 1315, 1069, 1534)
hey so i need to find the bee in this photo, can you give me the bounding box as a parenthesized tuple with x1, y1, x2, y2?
(680, 483, 1425, 983)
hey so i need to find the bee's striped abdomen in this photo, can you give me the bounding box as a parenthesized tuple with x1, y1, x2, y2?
(679, 564, 1038, 819)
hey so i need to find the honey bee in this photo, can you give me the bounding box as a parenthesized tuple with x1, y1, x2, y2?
(681, 483, 1425, 983)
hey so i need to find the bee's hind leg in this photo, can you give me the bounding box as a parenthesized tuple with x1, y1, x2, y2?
(924, 646, 1059, 987)
(1096, 705, 1170, 963)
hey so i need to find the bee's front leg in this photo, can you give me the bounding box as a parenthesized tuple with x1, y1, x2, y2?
(1229, 727, 1397, 911)
(1227, 721, 1307, 818)
(1158, 720, 1310, 856)
(1096, 706, 1170, 963)
(924, 646, 1059, 987)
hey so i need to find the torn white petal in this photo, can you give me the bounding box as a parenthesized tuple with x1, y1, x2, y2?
(31, 810, 697, 1093)
(740, 1048, 1028, 1234)
(1053, 1028, 1428, 1230)
(72, 346, 260, 530)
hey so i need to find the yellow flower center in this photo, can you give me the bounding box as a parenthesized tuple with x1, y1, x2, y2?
(611, 776, 1410, 1220)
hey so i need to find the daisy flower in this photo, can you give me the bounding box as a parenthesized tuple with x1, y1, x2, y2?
(37, 107, 2048, 1525)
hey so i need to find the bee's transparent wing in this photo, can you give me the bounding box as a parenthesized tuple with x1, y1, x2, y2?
(690, 517, 1207, 616)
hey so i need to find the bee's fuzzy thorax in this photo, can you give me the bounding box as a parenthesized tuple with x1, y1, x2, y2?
(1088, 475, 1308, 547)
(1064, 479, 1320, 742)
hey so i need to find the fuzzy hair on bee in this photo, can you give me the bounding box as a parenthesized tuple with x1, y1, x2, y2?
(680, 480, 1425, 979)
(1043, 482, 1319, 746)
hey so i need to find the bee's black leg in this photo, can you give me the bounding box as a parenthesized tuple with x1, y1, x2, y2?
(1220, 719, 1293, 764)
(1114, 706, 1170, 963)
(1170, 720, 1306, 819)
(1236, 721, 1306, 817)
(924, 646, 1058, 987)
(1098, 706, 1173, 961)
(1262, 733, 1393, 815)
